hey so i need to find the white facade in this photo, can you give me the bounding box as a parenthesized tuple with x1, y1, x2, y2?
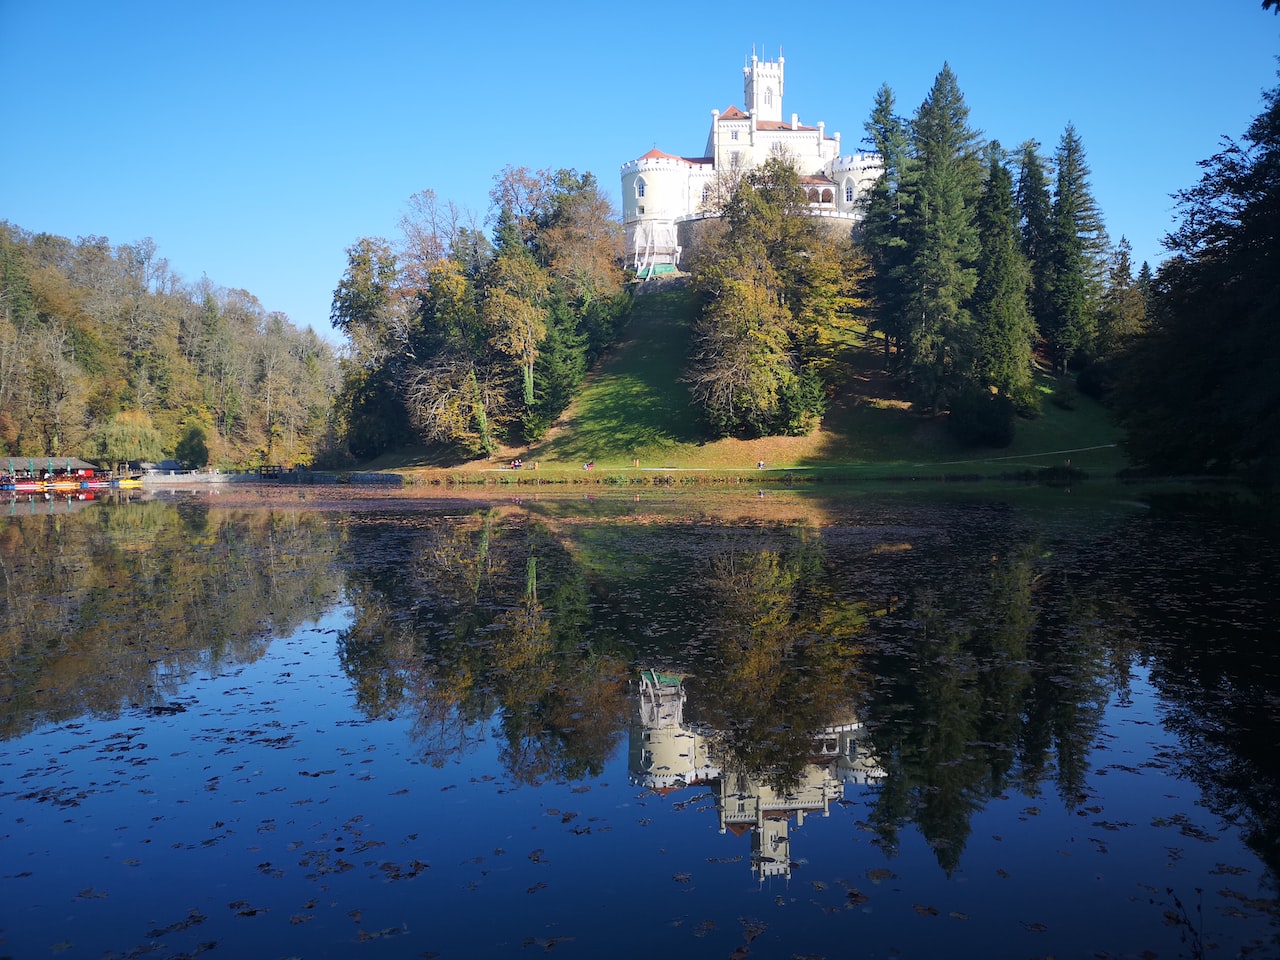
(621, 53, 883, 276)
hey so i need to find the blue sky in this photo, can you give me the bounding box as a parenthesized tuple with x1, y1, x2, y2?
(3, 1, 1277, 341)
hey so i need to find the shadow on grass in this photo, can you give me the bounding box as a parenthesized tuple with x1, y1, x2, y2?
(530, 284, 703, 464)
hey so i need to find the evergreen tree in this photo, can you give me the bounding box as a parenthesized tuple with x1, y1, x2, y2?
(901, 64, 983, 412)
(1136, 259, 1154, 316)
(861, 83, 913, 369)
(1113, 76, 1280, 477)
(972, 144, 1036, 410)
(1095, 237, 1146, 361)
(1044, 124, 1108, 371)
(1015, 141, 1054, 354)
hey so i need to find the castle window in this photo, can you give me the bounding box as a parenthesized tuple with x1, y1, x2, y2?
(636, 177, 646, 199)
(765, 87, 773, 107)
(701, 185, 711, 204)
(845, 181, 854, 203)
(731, 130, 738, 141)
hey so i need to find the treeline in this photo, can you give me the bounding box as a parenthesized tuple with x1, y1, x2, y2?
(1110, 71, 1280, 480)
(664, 63, 1149, 446)
(328, 166, 630, 462)
(0, 223, 340, 467)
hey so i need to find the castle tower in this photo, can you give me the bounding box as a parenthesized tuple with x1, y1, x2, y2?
(743, 53, 784, 125)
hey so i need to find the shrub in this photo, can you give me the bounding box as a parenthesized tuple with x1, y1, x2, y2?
(948, 388, 1016, 448)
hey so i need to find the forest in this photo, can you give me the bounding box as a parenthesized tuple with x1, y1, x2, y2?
(0, 224, 339, 468)
(2, 55, 1276, 482)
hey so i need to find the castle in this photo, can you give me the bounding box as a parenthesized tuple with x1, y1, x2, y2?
(620, 52, 882, 277)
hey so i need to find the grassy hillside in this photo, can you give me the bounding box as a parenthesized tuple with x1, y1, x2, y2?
(398, 277, 1127, 483)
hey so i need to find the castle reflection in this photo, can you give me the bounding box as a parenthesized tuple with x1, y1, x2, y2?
(629, 669, 883, 881)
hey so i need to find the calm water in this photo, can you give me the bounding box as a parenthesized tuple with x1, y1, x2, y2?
(1, 485, 1278, 959)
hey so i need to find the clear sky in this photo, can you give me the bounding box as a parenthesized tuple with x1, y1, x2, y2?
(3, 1, 1277, 341)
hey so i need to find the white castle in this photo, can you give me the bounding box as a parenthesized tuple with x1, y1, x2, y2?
(620, 52, 883, 277)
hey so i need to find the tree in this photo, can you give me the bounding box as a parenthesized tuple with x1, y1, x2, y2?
(685, 157, 857, 436)
(1113, 75, 1280, 477)
(533, 169, 624, 308)
(330, 237, 407, 368)
(861, 83, 913, 367)
(175, 421, 210, 469)
(482, 242, 549, 413)
(1043, 124, 1108, 371)
(1015, 141, 1054, 348)
(900, 64, 983, 412)
(972, 143, 1036, 411)
(330, 238, 415, 460)
(94, 409, 164, 464)
(1095, 238, 1146, 361)
(403, 258, 507, 456)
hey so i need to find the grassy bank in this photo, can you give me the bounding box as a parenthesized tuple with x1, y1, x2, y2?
(392, 278, 1128, 487)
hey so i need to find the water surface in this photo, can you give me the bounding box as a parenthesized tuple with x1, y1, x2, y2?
(2, 486, 1277, 958)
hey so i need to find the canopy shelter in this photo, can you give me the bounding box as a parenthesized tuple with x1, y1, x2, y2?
(5, 455, 100, 477)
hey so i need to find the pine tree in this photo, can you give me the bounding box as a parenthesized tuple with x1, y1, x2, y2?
(1015, 141, 1053, 357)
(1044, 124, 1107, 372)
(972, 144, 1036, 410)
(1114, 77, 1280, 477)
(1095, 237, 1146, 360)
(861, 83, 913, 369)
(901, 63, 983, 412)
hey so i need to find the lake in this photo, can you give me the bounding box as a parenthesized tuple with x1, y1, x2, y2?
(2, 484, 1278, 958)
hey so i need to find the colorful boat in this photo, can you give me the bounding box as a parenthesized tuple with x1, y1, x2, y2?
(0, 458, 141, 492)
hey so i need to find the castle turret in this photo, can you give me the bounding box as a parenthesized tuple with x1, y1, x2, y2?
(743, 53, 783, 125)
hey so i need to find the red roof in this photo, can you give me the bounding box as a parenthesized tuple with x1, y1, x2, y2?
(632, 148, 712, 165)
(718, 105, 748, 120)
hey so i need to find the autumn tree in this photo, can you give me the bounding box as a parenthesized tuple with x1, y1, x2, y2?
(94, 409, 164, 464)
(403, 258, 508, 457)
(2, 223, 335, 465)
(687, 157, 864, 436)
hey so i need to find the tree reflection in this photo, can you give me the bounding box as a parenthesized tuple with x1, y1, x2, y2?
(630, 668, 883, 882)
(859, 528, 1113, 873)
(336, 508, 630, 782)
(14, 494, 1272, 889)
(683, 532, 873, 792)
(0, 497, 344, 738)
